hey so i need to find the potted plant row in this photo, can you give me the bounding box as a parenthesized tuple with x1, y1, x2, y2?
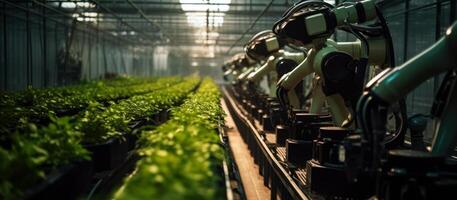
(114, 78, 226, 200)
(0, 77, 182, 136)
(0, 117, 91, 200)
(0, 76, 163, 108)
(75, 78, 201, 172)
(0, 77, 195, 200)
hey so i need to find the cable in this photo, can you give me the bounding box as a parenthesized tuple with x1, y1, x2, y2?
(125, 0, 169, 42)
(89, 0, 156, 44)
(227, 0, 275, 54)
(272, 0, 334, 35)
(28, 0, 136, 45)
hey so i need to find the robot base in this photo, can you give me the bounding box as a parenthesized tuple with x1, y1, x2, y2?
(286, 139, 312, 166)
(305, 160, 373, 199)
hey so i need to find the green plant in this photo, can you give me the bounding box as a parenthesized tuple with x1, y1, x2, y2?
(77, 78, 200, 144)
(0, 77, 182, 135)
(75, 101, 129, 144)
(26, 117, 90, 166)
(115, 78, 226, 200)
(0, 117, 89, 199)
(0, 76, 198, 199)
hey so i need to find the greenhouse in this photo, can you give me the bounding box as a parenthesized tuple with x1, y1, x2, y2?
(0, 0, 456, 200)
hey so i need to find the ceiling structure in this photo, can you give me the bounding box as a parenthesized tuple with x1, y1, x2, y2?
(39, 0, 298, 60)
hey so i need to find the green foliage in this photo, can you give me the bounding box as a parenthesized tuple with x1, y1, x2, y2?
(0, 77, 182, 135)
(1, 76, 193, 141)
(75, 102, 128, 144)
(0, 76, 191, 199)
(0, 117, 89, 200)
(26, 117, 90, 166)
(76, 78, 200, 144)
(0, 76, 203, 199)
(0, 77, 160, 108)
(115, 78, 226, 200)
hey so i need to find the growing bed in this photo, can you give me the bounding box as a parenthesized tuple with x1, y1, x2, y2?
(0, 76, 234, 200)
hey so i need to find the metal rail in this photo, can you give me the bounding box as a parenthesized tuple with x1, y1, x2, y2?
(89, 0, 157, 44)
(43, 1, 289, 7)
(125, 0, 160, 33)
(226, 0, 275, 54)
(0, 0, 137, 45)
(222, 87, 310, 200)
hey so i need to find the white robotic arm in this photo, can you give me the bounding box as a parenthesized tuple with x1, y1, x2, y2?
(247, 54, 280, 82)
(247, 50, 306, 82)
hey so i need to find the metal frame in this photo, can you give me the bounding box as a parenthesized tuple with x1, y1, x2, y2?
(2, 0, 454, 89)
(89, 0, 158, 44)
(0, 0, 164, 89)
(26, 1, 32, 87)
(42, 0, 47, 86)
(0, 0, 307, 63)
(34, 0, 289, 49)
(227, 0, 275, 54)
(2, 1, 6, 90)
(0, 1, 136, 45)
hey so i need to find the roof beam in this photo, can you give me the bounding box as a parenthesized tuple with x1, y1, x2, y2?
(43, 1, 290, 7)
(86, 7, 286, 17)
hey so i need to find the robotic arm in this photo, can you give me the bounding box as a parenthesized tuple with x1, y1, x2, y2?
(274, 0, 392, 126)
(277, 39, 382, 91)
(247, 50, 306, 82)
(363, 22, 457, 157)
(276, 40, 374, 126)
(247, 54, 280, 82)
(243, 30, 308, 108)
(273, 0, 377, 45)
(237, 66, 256, 81)
(243, 30, 284, 84)
(275, 0, 385, 91)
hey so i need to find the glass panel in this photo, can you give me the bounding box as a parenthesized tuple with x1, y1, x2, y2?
(406, 6, 437, 142)
(440, 2, 451, 37)
(7, 11, 28, 90)
(410, 0, 436, 7)
(384, 2, 405, 64)
(0, 10, 5, 90)
(407, 7, 436, 59)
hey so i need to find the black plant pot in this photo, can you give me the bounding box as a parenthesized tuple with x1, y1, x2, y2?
(24, 160, 93, 200)
(159, 109, 170, 123)
(84, 136, 129, 172)
(125, 132, 138, 151)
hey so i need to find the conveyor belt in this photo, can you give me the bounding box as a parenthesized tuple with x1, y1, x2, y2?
(276, 147, 287, 162)
(223, 86, 311, 200)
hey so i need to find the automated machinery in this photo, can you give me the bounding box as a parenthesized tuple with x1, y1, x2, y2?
(223, 53, 257, 83)
(223, 0, 456, 199)
(274, 0, 399, 127)
(244, 30, 307, 109)
(234, 30, 312, 133)
(350, 21, 457, 199)
(269, 0, 410, 197)
(222, 53, 245, 83)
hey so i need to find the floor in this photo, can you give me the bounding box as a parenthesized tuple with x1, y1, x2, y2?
(221, 99, 271, 200)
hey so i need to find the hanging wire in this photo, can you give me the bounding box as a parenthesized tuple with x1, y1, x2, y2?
(226, 0, 275, 54)
(89, 0, 157, 44)
(125, 0, 170, 42)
